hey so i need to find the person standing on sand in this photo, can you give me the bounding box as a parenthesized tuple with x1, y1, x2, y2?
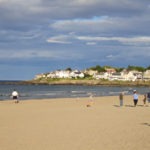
(143, 94, 147, 106)
(147, 92, 150, 103)
(11, 89, 19, 103)
(133, 90, 138, 107)
(119, 92, 124, 107)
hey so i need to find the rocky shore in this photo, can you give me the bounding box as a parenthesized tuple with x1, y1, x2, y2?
(1, 79, 150, 86)
(26, 79, 150, 86)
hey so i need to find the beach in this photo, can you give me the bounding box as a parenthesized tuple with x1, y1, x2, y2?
(0, 95, 150, 150)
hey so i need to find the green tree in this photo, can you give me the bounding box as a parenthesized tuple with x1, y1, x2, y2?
(89, 65, 105, 72)
(146, 66, 150, 70)
(127, 65, 145, 72)
(65, 67, 72, 71)
(116, 67, 124, 72)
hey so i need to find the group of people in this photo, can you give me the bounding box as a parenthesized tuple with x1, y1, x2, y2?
(119, 90, 150, 107)
(10, 89, 150, 106)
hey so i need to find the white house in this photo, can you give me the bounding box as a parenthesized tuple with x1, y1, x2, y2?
(55, 70, 71, 78)
(94, 72, 109, 80)
(84, 69, 98, 76)
(108, 71, 137, 81)
(34, 68, 146, 82)
(34, 73, 46, 80)
(70, 70, 84, 78)
(109, 72, 123, 81)
(143, 70, 150, 80)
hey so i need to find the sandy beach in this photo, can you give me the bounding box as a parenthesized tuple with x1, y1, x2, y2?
(0, 95, 150, 150)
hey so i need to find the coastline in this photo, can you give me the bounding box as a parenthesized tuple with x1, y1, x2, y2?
(1, 79, 150, 86)
(0, 95, 150, 150)
(25, 79, 150, 86)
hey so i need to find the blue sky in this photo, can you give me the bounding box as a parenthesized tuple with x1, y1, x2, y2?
(0, 0, 150, 80)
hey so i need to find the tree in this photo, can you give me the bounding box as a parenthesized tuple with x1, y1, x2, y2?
(89, 65, 105, 72)
(65, 67, 72, 71)
(146, 66, 150, 70)
(127, 65, 145, 72)
(116, 67, 124, 72)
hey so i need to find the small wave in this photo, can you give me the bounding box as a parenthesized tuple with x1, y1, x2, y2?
(109, 91, 120, 94)
(71, 91, 86, 94)
(109, 90, 129, 95)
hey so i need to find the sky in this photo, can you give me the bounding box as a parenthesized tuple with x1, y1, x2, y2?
(0, 0, 150, 80)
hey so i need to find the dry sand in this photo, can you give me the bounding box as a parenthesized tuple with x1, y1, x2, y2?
(0, 95, 150, 150)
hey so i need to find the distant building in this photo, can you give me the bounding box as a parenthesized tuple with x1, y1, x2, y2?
(34, 73, 46, 79)
(84, 69, 98, 76)
(105, 68, 116, 74)
(34, 68, 150, 82)
(93, 72, 109, 80)
(70, 70, 84, 78)
(143, 70, 150, 81)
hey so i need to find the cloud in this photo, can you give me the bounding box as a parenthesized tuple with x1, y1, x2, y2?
(47, 34, 150, 46)
(77, 36, 150, 46)
(0, 0, 150, 79)
(0, 0, 149, 25)
(47, 35, 72, 44)
(86, 42, 97, 45)
(50, 15, 150, 36)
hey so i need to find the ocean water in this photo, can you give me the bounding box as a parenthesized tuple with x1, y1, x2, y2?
(0, 82, 150, 100)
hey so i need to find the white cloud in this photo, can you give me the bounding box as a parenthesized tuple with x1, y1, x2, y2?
(47, 32, 150, 46)
(77, 36, 150, 46)
(50, 16, 111, 34)
(86, 42, 97, 45)
(51, 14, 150, 36)
(47, 35, 72, 44)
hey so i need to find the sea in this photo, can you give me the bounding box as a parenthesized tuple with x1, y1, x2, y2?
(0, 81, 150, 101)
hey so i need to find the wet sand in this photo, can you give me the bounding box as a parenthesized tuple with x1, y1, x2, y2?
(0, 95, 150, 150)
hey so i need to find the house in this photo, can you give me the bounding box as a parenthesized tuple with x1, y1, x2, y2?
(143, 70, 150, 81)
(55, 70, 71, 78)
(108, 71, 137, 81)
(70, 70, 84, 78)
(34, 73, 46, 80)
(34, 68, 146, 82)
(123, 71, 137, 81)
(94, 72, 109, 80)
(105, 68, 116, 74)
(46, 70, 84, 79)
(47, 72, 57, 78)
(109, 72, 123, 81)
(84, 69, 98, 76)
(128, 70, 142, 81)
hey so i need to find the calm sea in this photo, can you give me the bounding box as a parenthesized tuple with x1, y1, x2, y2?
(0, 81, 150, 100)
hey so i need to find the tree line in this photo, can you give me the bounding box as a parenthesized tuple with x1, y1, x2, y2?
(66, 65, 150, 73)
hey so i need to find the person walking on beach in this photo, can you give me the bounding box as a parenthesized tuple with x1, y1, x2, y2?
(147, 92, 150, 103)
(119, 92, 124, 107)
(143, 94, 147, 106)
(133, 90, 138, 107)
(11, 89, 19, 103)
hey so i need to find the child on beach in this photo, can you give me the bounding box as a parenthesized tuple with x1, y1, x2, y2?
(87, 93, 94, 107)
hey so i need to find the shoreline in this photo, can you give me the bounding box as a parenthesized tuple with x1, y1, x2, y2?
(1, 79, 150, 86)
